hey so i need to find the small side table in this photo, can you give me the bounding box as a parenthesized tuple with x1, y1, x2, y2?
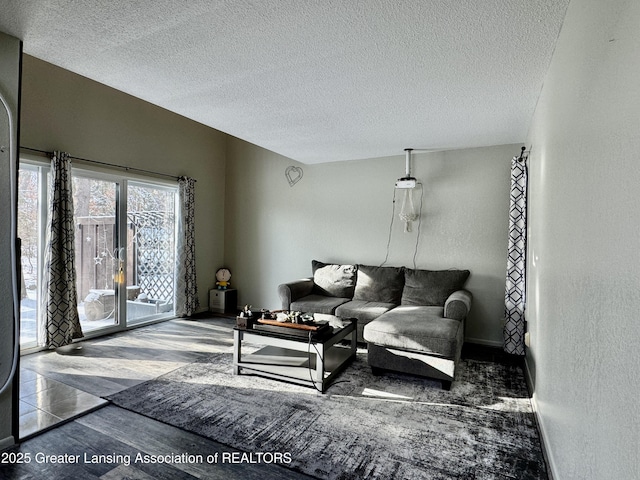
(209, 288, 237, 314)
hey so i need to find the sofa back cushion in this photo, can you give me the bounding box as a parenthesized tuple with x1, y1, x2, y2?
(402, 269, 470, 306)
(353, 264, 404, 304)
(312, 260, 357, 298)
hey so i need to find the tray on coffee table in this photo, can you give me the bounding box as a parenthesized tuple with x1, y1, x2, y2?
(257, 317, 330, 330)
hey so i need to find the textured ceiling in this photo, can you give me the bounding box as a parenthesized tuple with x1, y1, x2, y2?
(0, 0, 569, 164)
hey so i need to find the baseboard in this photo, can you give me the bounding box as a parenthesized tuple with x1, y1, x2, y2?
(0, 435, 15, 450)
(524, 357, 558, 480)
(523, 353, 535, 395)
(464, 337, 503, 348)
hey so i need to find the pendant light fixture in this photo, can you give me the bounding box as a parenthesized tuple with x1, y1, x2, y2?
(396, 148, 418, 232)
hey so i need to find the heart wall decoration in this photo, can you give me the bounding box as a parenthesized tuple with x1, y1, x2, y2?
(285, 166, 304, 187)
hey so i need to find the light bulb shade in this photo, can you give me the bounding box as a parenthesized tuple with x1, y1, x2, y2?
(399, 188, 418, 232)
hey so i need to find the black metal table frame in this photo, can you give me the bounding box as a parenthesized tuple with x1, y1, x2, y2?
(233, 318, 357, 393)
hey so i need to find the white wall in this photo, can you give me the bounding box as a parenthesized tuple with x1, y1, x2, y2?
(225, 137, 518, 345)
(21, 55, 228, 311)
(526, 0, 640, 478)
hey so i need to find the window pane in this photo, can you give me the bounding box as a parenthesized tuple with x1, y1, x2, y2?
(18, 165, 40, 347)
(73, 176, 119, 332)
(126, 182, 176, 324)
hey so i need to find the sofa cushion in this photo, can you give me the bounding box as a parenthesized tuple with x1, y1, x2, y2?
(291, 294, 350, 315)
(363, 306, 462, 358)
(401, 269, 470, 306)
(335, 300, 396, 324)
(353, 264, 404, 304)
(311, 260, 357, 298)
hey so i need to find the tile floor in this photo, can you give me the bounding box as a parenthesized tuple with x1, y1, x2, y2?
(19, 367, 107, 439)
(17, 316, 235, 440)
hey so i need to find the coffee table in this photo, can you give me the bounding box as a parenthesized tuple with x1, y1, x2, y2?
(233, 314, 357, 393)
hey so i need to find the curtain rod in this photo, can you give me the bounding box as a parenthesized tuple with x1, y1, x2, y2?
(20, 146, 193, 182)
(516, 146, 529, 163)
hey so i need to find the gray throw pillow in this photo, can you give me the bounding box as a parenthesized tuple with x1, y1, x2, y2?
(312, 260, 357, 298)
(353, 264, 404, 304)
(401, 269, 470, 306)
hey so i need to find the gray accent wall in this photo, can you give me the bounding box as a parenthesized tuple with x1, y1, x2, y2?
(0, 31, 21, 448)
(526, 0, 640, 478)
(225, 138, 518, 345)
(20, 55, 228, 312)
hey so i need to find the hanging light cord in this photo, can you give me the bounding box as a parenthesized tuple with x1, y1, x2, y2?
(411, 183, 424, 269)
(381, 183, 424, 268)
(380, 187, 397, 267)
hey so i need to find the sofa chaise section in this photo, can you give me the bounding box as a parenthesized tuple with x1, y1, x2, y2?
(364, 268, 472, 389)
(364, 289, 472, 390)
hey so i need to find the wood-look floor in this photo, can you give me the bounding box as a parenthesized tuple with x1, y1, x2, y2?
(20, 316, 238, 399)
(4, 316, 520, 480)
(5, 316, 312, 479)
(3, 404, 309, 480)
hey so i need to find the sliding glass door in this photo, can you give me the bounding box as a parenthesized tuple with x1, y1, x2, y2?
(18, 160, 178, 350)
(73, 173, 120, 333)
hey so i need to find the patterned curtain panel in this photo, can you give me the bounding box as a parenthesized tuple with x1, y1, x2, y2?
(175, 176, 199, 317)
(39, 151, 84, 348)
(503, 154, 528, 355)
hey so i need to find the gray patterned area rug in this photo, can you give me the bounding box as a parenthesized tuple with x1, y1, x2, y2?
(107, 351, 547, 480)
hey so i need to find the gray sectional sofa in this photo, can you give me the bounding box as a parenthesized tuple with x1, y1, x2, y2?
(278, 260, 472, 389)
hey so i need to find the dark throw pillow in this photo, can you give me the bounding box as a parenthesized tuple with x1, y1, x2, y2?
(311, 260, 357, 298)
(402, 269, 470, 306)
(353, 264, 404, 305)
